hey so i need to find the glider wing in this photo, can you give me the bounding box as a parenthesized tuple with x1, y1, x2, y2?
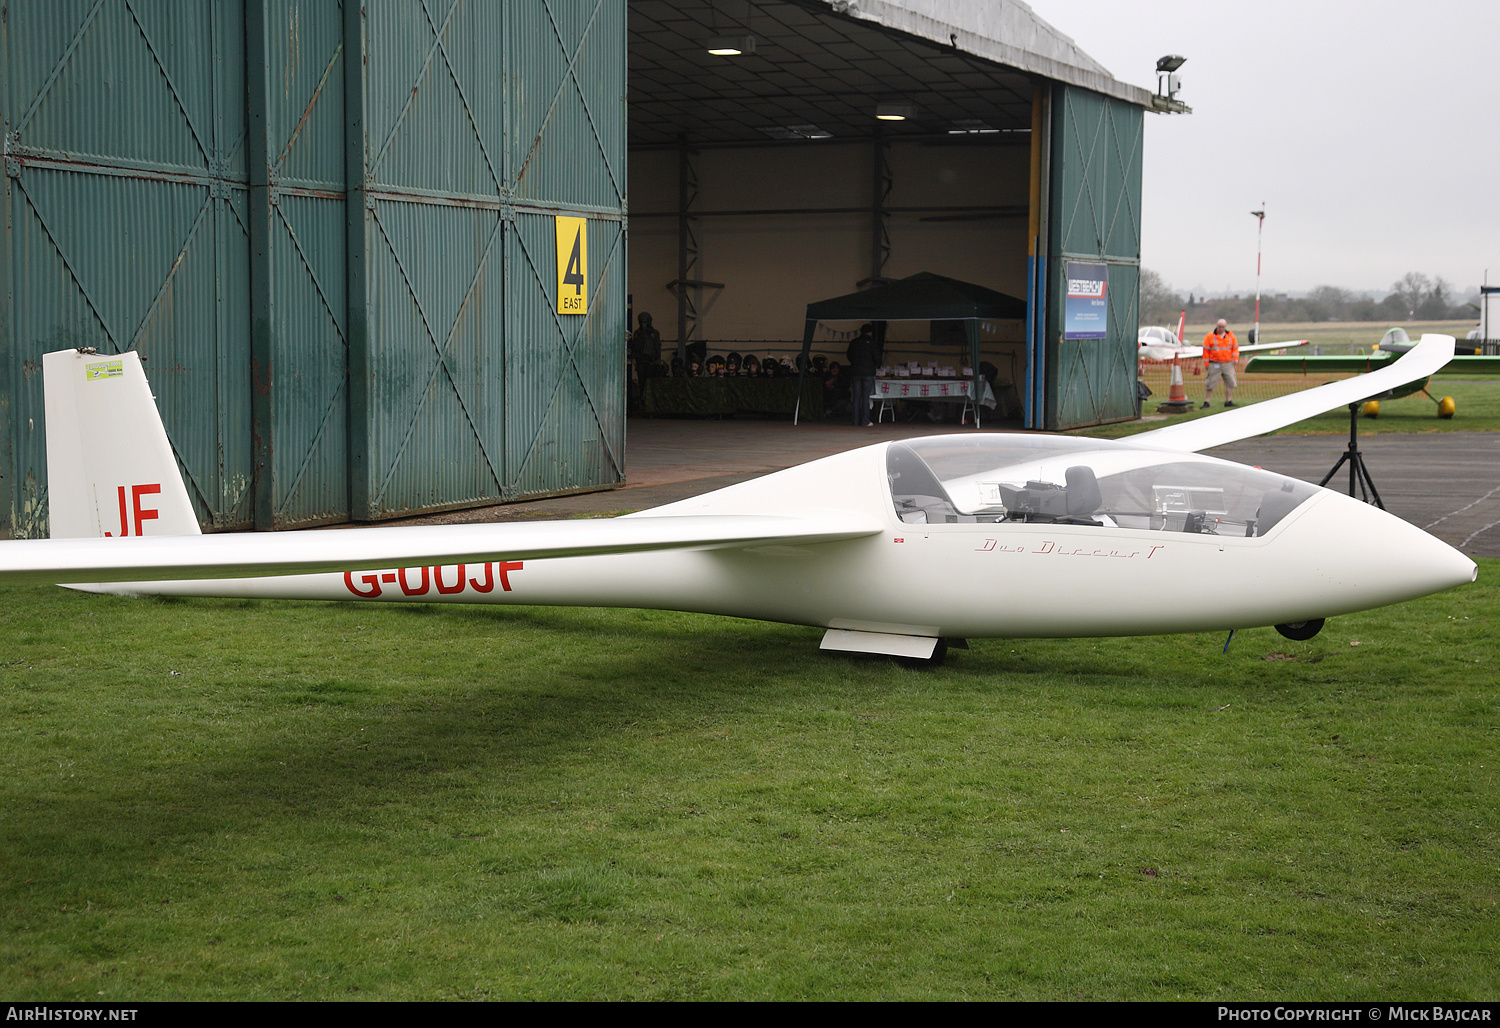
(1239, 337, 1310, 355)
(1133, 334, 1456, 453)
(1246, 353, 1500, 376)
(1140, 338, 1307, 362)
(0, 513, 884, 587)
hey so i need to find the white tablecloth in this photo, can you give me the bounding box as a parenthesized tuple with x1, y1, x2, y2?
(873, 378, 996, 408)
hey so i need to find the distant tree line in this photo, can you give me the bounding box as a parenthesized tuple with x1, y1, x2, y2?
(1139, 269, 1476, 327)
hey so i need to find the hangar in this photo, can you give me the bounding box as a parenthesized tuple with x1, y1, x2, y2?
(628, 0, 1150, 434)
(0, 0, 1150, 538)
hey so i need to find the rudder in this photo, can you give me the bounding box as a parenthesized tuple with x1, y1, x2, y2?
(44, 349, 200, 538)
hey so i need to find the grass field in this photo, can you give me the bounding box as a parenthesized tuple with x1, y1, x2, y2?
(2, 570, 1496, 1000)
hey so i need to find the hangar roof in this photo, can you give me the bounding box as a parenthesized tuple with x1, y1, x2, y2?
(629, 0, 1150, 148)
(846, 0, 1152, 106)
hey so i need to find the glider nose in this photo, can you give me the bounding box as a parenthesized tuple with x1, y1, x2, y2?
(1372, 502, 1477, 596)
(1292, 491, 1477, 609)
(1399, 522, 1481, 595)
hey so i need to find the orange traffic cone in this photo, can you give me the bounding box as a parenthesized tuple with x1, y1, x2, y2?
(1156, 356, 1193, 413)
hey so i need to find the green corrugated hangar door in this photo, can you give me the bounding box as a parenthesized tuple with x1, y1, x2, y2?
(495, 1, 627, 514)
(1045, 84, 1144, 431)
(295, 0, 628, 526)
(248, 0, 350, 529)
(0, 0, 254, 536)
(0, 0, 629, 538)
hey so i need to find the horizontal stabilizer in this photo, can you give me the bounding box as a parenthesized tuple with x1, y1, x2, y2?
(0, 514, 883, 587)
(1133, 334, 1456, 453)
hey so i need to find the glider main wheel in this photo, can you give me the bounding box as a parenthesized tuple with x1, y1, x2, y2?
(1438, 396, 1456, 419)
(900, 639, 949, 669)
(1274, 618, 1326, 641)
(1361, 400, 1379, 418)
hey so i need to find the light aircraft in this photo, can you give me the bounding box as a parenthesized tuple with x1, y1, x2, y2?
(0, 338, 1477, 665)
(1245, 327, 1500, 418)
(1137, 325, 1310, 362)
(1371, 326, 1484, 358)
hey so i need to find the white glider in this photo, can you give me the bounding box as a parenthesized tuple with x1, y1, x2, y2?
(0, 337, 1476, 664)
(1138, 325, 1309, 363)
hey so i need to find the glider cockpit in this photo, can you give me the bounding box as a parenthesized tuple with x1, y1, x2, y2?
(887, 435, 1319, 537)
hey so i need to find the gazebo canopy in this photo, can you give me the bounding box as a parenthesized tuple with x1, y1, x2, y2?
(804, 272, 1027, 323)
(796, 273, 1027, 428)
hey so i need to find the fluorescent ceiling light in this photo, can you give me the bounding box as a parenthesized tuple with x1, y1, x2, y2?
(706, 34, 754, 56)
(875, 103, 914, 121)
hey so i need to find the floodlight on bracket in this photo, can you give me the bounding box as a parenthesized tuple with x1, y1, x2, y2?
(1151, 54, 1192, 114)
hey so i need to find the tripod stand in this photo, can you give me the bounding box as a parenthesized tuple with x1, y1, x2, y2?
(1318, 402, 1384, 509)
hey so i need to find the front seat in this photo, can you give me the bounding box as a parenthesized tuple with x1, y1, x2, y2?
(1064, 465, 1102, 519)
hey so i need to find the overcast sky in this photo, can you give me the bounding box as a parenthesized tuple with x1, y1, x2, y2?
(1021, 0, 1499, 300)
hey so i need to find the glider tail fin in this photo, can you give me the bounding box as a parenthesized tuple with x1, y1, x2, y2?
(43, 349, 201, 539)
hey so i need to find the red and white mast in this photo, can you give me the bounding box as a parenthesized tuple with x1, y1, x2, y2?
(1251, 204, 1266, 345)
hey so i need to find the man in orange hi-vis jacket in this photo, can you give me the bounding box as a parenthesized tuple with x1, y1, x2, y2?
(1200, 318, 1240, 408)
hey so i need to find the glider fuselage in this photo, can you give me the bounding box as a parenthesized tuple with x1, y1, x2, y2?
(79, 439, 1475, 640)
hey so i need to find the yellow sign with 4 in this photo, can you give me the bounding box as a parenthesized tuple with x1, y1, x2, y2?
(555, 216, 588, 314)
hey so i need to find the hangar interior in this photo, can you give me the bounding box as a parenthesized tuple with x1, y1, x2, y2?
(626, 0, 1149, 428)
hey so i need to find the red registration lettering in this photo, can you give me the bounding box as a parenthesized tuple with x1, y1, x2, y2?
(344, 563, 522, 598)
(108, 483, 163, 536)
(468, 564, 495, 593)
(112, 485, 128, 537)
(398, 567, 430, 596)
(344, 572, 382, 598)
(132, 484, 161, 534)
(434, 564, 466, 595)
(496, 560, 523, 591)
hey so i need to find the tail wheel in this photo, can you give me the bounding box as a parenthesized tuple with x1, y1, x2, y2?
(1275, 619, 1325, 641)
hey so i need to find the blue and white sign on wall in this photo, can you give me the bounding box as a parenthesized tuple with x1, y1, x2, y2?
(1064, 261, 1108, 340)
